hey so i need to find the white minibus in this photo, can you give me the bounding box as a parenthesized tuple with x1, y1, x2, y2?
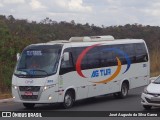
(12, 36, 150, 109)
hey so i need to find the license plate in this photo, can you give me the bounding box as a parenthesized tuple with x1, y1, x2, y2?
(24, 91, 33, 96)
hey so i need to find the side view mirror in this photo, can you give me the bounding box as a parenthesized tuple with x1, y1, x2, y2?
(16, 53, 20, 61)
(63, 52, 69, 61)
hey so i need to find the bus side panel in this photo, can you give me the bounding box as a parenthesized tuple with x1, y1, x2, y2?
(130, 42, 150, 89)
(59, 41, 150, 101)
(76, 86, 89, 99)
(129, 62, 149, 89)
(88, 84, 106, 98)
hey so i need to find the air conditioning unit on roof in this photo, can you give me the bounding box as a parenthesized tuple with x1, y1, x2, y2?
(69, 35, 114, 42)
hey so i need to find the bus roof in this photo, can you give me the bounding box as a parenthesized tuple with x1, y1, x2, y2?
(27, 35, 144, 46)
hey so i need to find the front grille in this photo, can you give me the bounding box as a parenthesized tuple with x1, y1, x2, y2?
(19, 86, 40, 92)
(145, 97, 160, 104)
(21, 95, 38, 100)
(19, 86, 41, 100)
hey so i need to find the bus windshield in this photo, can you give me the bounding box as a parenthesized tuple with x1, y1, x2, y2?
(14, 45, 62, 78)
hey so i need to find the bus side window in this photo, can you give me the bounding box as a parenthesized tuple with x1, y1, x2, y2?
(99, 45, 115, 67)
(135, 43, 148, 63)
(59, 50, 74, 75)
(85, 47, 100, 69)
(72, 47, 89, 70)
(61, 53, 73, 68)
(100, 51, 114, 67)
(123, 44, 136, 63)
(72, 47, 100, 70)
(112, 44, 126, 65)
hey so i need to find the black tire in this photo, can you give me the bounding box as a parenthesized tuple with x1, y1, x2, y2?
(63, 91, 74, 109)
(23, 103, 35, 109)
(143, 105, 152, 110)
(114, 82, 128, 99)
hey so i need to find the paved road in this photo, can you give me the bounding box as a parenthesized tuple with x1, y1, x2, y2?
(0, 86, 160, 111)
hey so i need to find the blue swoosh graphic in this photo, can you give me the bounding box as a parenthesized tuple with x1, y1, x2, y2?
(102, 48, 131, 74)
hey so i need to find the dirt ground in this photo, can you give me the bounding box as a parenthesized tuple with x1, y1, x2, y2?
(0, 93, 12, 99)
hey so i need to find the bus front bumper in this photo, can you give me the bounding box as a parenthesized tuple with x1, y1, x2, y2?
(12, 86, 60, 103)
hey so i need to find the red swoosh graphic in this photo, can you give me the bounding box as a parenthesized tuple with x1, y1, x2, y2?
(76, 44, 100, 78)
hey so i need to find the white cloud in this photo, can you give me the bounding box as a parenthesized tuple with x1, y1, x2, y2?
(1, 0, 160, 26)
(10, 9, 16, 13)
(147, 2, 160, 16)
(68, 0, 92, 12)
(3, 0, 25, 4)
(53, 0, 92, 13)
(29, 0, 46, 10)
(55, 0, 67, 8)
(0, 3, 3, 7)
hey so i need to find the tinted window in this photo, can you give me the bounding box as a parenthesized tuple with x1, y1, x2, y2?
(59, 43, 148, 75)
(135, 43, 148, 63)
(123, 44, 136, 63)
(59, 48, 74, 75)
(99, 45, 115, 67)
(72, 47, 86, 67)
(100, 44, 136, 66)
(112, 44, 126, 65)
(83, 47, 100, 69)
(72, 47, 100, 70)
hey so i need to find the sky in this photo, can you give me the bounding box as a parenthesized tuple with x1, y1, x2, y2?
(0, 0, 160, 26)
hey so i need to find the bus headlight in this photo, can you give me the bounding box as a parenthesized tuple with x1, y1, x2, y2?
(12, 84, 18, 90)
(43, 84, 56, 91)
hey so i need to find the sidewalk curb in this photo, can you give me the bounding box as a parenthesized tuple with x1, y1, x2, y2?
(0, 98, 13, 103)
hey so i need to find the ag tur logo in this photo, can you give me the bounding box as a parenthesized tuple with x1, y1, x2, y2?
(91, 68, 111, 78)
(25, 80, 33, 84)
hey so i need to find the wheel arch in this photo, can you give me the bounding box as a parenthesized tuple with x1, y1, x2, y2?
(63, 87, 76, 101)
(120, 79, 130, 90)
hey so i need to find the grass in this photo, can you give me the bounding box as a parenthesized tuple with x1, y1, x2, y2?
(150, 50, 160, 77)
(151, 71, 160, 77)
(0, 92, 12, 99)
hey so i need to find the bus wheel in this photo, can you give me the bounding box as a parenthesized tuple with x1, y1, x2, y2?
(143, 105, 152, 110)
(23, 103, 35, 109)
(63, 91, 74, 109)
(114, 82, 128, 99)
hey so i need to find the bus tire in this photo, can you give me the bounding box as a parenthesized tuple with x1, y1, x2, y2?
(63, 91, 74, 109)
(23, 103, 35, 109)
(114, 82, 128, 99)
